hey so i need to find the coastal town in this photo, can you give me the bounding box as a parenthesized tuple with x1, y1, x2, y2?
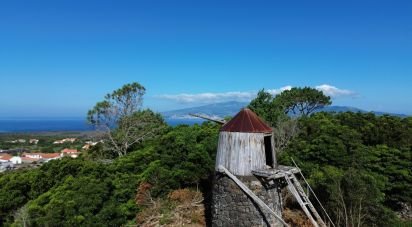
(0, 137, 100, 172)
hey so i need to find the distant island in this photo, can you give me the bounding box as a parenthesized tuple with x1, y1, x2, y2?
(0, 101, 408, 133)
(162, 101, 409, 120)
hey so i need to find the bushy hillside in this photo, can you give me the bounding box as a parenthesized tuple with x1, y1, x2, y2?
(0, 112, 410, 226)
(0, 122, 219, 226)
(279, 112, 412, 226)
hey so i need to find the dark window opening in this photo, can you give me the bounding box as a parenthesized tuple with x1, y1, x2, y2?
(264, 136, 274, 168)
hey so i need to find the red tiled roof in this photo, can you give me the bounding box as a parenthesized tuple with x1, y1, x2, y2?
(61, 148, 78, 153)
(23, 152, 41, 156)
(41, 153, 61, 159)
(21, 157, 38, 161)
(220, 108, 272, 133)
(0, 153, 12, 160)
(22, 152, 61, 159)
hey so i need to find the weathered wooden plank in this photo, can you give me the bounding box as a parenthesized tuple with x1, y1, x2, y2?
(216, 132, 267, 176)
(252, 166, 301, 179)
(271, 132, 277, 168)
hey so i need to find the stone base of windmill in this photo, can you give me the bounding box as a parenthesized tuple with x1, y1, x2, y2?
(212, 173, 283, 227)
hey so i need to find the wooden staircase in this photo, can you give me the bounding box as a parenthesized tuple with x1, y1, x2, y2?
(284, 173, 326, 227)
(253, 166, 327, 227)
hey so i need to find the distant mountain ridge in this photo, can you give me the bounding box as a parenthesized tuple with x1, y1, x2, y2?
(321, 106, 408, 118)
(162, 101, 248, 119)
(162, 101, 408, 119)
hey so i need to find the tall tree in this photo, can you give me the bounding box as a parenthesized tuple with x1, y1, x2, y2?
(249, 87, 331, 153)
(249, 89, 285, 125)
(87, 82, 165, 157)
(276, 87, 331, 117)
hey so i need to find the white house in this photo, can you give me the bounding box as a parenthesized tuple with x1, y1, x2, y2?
(29, 139, 39, 144)
(22, 153, 42, 159)
(61, 148, 80, 158)
(10, 156, 22, 164)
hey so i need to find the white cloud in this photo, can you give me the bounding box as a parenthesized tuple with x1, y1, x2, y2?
(267, 86, 293, 95)
(315, 84, 356, 97)
(158, 91, 256, 104)
(158, 84, 355, 104)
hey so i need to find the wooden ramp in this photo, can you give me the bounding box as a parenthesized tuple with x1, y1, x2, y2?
(253, 167, 327, 227)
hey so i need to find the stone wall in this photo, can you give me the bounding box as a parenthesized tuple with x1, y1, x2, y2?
(212, 173, 283, 227)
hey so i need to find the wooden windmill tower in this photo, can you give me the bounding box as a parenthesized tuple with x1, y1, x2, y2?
(215, 108, 275, 176)
(207, 108, 327, 227)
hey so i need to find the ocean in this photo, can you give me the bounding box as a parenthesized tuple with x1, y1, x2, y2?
(0, 118, 205, 133)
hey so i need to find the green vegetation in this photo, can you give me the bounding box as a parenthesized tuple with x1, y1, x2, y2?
(87, 82, 166, 157)
(249, 87, 411, 226)
(278, 112, 411, 226)
(249, 87, 331, 125)
(0, 122, 219, 226)
(0, 84, 410, 226)
(0, 132, 93, 154)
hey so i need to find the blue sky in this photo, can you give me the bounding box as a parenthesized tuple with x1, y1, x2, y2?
(0, 0, 411, 118)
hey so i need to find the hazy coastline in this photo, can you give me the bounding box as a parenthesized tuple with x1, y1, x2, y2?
(0, 118, 205, 133)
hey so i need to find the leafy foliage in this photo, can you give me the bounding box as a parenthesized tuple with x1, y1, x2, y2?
(0, 121, 219, 226)
(276, 87, 331, 116)
(279, 112, 412, 226)
(249, 87, 331, 153)
(249, 87, 332, 126)
(0, 86, 410, 226)
(87, 82, 166, 157)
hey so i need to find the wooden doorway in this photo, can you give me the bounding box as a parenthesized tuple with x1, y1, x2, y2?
(264, 135, 274, 168)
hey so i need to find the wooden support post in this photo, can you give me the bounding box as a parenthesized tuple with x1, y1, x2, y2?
(271, 131, 277, 169)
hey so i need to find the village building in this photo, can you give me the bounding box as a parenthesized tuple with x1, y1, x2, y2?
(21, 157, 39, 164)
(53, 138, 77, 144)
(0, 154, 15, 172)
(61, 148, 80, 158)
(21, 152, 62, 162)
(10, 156, 22, 164)
(8, 139, 26, 144)
(0, 153, 12, 162)
(22, 152, 43, 159)
(29, 139, 39, 144)
(41, 153, 62, 162)
(82, 141, 100, 150)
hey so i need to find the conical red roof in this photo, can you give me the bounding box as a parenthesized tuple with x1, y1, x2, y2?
(220, 108, 272, 133)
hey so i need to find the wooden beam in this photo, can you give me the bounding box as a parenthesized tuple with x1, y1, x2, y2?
(271, 131, 277, 168)
(189, 113, 226, 124)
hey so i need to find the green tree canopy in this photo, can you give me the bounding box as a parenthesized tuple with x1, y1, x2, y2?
(276, 87, 331, 116)
(249, 87, 331, 153)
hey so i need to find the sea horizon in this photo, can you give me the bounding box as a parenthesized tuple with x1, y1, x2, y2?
(0, 118, 205, 133)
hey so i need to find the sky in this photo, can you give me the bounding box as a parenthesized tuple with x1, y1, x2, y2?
(0, 0, 411, 118)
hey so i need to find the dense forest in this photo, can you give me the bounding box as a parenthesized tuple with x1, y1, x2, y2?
(279, 112, 412, 226)
(0, 84, 411, 226)
(0, 122, 219, 226)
